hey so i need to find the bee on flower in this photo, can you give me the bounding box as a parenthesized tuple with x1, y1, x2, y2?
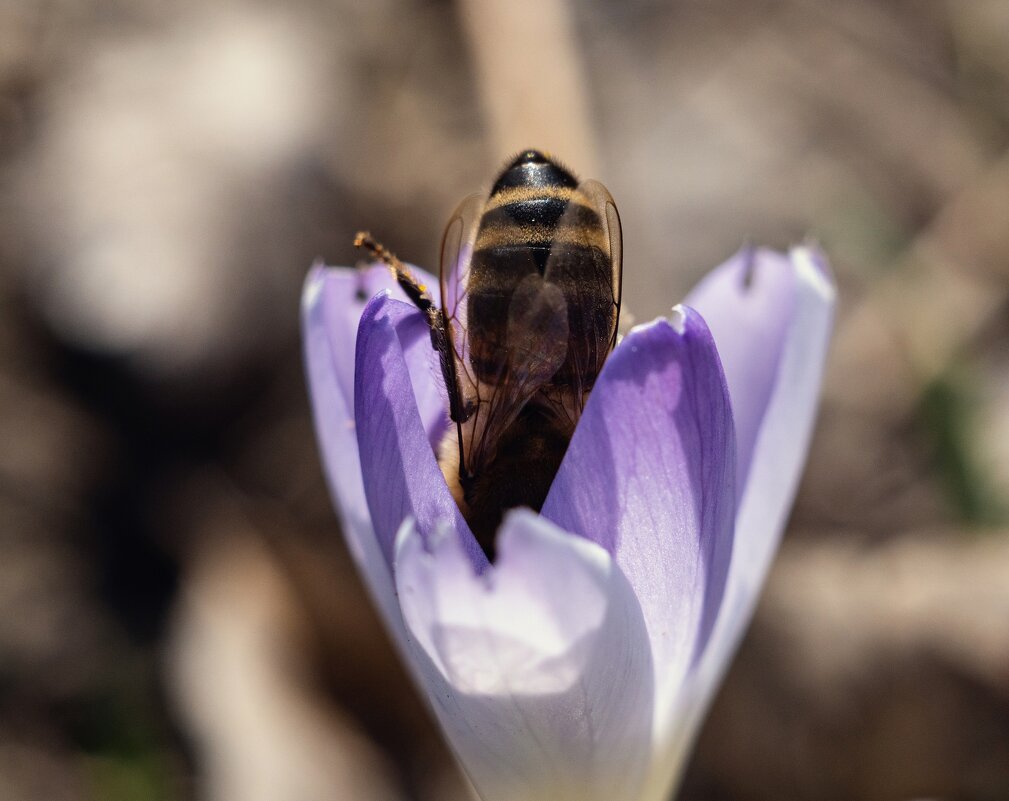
(302, 150, 835, 801)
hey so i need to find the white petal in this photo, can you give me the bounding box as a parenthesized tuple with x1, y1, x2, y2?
(395, 510, 655, 801)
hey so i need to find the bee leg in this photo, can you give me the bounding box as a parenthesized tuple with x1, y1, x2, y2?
(354, 232, 436, 315)
(354, 233, 471, 477)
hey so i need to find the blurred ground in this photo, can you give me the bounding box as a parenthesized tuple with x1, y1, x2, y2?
(0, 0, 1007, 800)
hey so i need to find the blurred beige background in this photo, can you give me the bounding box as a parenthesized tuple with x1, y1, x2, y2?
(1, 1, 1007, 800)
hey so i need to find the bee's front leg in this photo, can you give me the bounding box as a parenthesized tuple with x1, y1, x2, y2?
(354, 232, 470, 478)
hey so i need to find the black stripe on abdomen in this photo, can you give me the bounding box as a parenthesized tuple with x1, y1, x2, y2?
(481, 196, 570, 231)
(491, 161, 578, 194)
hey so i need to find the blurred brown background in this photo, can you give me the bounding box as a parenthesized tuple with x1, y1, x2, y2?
(1, 1, 1008, 799)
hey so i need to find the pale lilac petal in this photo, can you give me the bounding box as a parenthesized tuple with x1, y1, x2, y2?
(645, 246, 836, 801)
(542, 310, 736, 733)
(685, 245, 835, 652)
(684, 247, 795, 498)
(306, 262, 446, 447)
(302, 262, 446, 630)
(301, 263, 401, 631)
(354, 292, 485, 570)
(395, 509, 654, 801)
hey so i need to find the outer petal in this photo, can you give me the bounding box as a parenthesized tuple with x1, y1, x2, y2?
(683, 244, 835, 656)
(683, 247, 796, 498)
(541, 310, 736, 747)
(302, 262, 444, 630)
(395, 509, 654, 801)
(652, 246, 835, 799)
(354, 292, 487, 571)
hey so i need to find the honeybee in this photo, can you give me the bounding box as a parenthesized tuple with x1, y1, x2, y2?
(356, 149, 622, 557)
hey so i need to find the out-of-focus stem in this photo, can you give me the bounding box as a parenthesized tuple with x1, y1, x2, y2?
(456, 0, 600, 175)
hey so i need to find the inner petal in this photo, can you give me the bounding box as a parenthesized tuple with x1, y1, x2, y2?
(354, 292, 485, 571)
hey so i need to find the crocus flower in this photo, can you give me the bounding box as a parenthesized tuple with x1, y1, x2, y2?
(302, 245, 835, 801)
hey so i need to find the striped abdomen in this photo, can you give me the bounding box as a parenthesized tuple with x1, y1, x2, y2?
(467, 150, 617, 389)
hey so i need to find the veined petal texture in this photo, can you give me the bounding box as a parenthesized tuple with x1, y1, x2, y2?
(542, 310, 736, 745)
(684, 245, 835, 676)
(640, 245, 836, 801)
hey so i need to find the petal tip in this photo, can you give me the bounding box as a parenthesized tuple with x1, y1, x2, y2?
(358, 286, 397, 327)
(790, 243, 836, 301)
(498, 507, 561, 551)
(668, 304, 688, 334)
(495, 508, 544, 563)
(623, 307, 713, 356)
(302, 262, 329, 313)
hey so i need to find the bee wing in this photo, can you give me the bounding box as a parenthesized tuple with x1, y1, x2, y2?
(542, 179, 623, 406)
(441, 190, 571, 476)
(440, 192, 485, 397)
(464, 273, 570, 474)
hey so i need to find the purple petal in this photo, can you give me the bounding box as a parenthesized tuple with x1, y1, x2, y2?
(684, 245, 835, 643)
(354, 292, 486, 571)
(653, 246, 835, 801)
(395, 509, 654, 801)
(684, 247, 796, 499)
(302, 261, 447, 631)
(307, 263, 396, 408)
(542, 310, 736, 723)
(301, 263, 401, 630)
(304, 262, 447, 446)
